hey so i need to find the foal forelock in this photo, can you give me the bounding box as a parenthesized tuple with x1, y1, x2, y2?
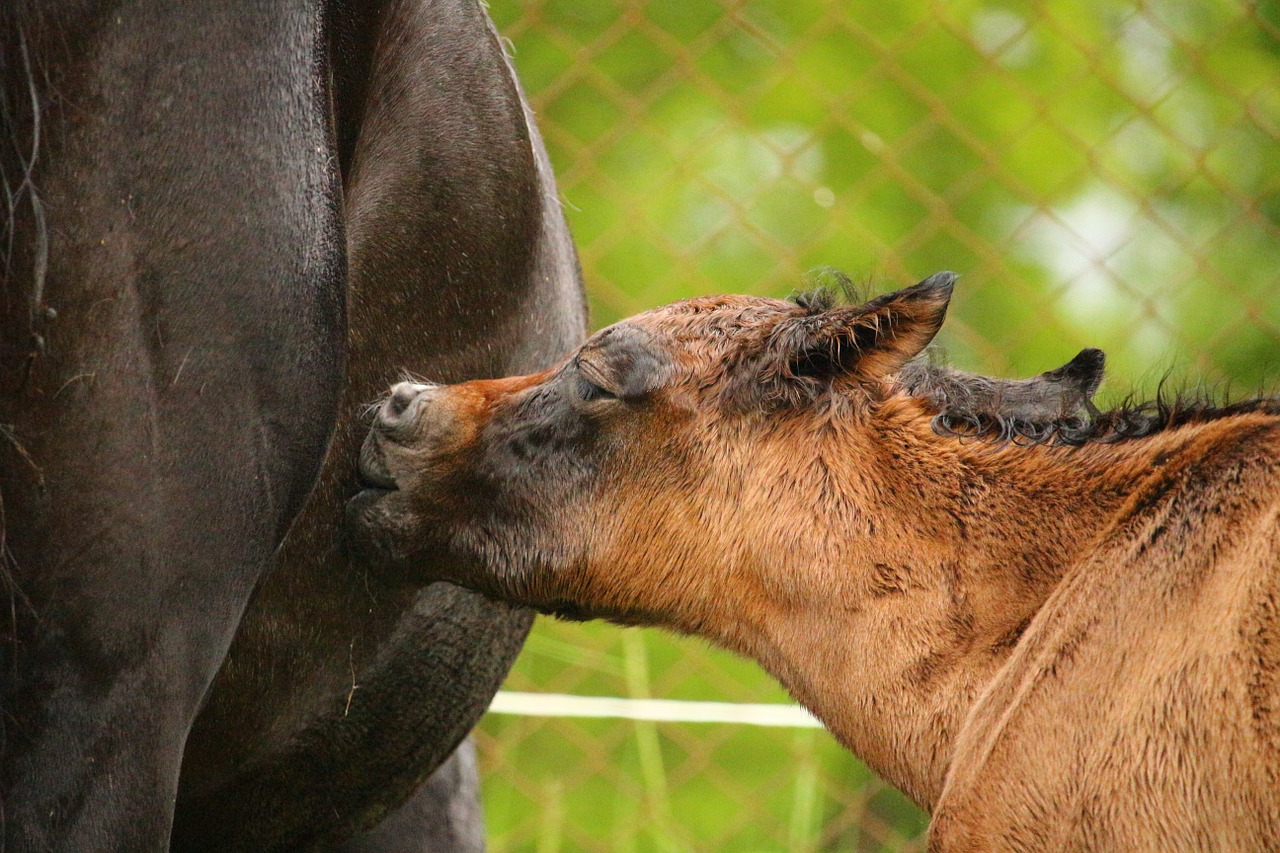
(632, 296, 822, 409)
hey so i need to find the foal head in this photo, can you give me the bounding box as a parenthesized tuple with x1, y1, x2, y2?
(349, 274, 1101, 624)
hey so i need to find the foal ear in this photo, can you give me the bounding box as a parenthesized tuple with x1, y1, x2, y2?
(1040, 347, 1106, 400)
(780, 272, 956, 382)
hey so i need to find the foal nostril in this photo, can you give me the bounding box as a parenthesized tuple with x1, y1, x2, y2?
(384, 381, 432, 420)
(388, 384, 417, 417)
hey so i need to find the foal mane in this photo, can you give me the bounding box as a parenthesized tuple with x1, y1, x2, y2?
(967, 389, 1280, 445)
(920, 365, 1280, 448)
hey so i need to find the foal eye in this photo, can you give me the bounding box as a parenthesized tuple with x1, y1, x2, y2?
(576, 376, 617, 403)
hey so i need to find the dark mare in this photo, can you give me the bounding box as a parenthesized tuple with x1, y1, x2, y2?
(0, 1, 584, 850)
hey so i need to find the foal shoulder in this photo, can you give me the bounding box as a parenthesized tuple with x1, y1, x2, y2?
(932, 414, 1280, 851)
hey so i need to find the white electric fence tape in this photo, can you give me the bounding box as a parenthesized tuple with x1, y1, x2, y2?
(489, 691, 823, 729)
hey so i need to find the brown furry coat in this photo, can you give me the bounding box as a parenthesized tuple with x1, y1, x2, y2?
(353, 276, 1280, 850)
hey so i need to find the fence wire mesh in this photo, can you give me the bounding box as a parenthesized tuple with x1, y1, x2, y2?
(473, 1, 1280, 850)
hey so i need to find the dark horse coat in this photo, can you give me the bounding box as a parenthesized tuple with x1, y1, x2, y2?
(0, 1, 585, 851)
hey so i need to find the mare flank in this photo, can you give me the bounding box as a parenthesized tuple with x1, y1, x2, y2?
(355, 277, 1280, 851)
(1, 1, 584, 851)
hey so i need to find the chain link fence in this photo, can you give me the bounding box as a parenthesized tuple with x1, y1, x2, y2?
(473, 0, 1280, 849)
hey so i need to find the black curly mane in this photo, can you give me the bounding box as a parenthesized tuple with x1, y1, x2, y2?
(935, 392, 1280, 447)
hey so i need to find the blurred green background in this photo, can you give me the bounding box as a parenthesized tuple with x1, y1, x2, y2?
(473, 0, 1280, 850)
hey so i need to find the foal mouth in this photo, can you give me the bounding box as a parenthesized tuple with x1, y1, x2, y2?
(357, 433, 399, 491)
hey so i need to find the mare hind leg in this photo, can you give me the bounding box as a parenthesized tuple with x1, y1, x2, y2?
(0, 3, 344, 850)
